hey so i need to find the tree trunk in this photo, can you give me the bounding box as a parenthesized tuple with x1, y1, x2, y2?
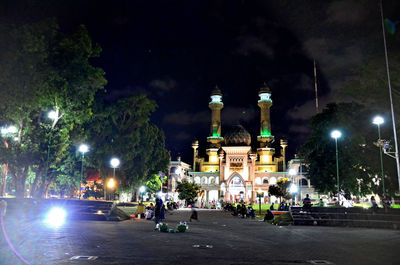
(14, 177, 26, 198)
(31, 168, 43, 198)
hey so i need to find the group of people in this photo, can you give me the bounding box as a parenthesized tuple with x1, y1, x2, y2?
(224, 202, 256, 219)
(144, 198, 167, 227)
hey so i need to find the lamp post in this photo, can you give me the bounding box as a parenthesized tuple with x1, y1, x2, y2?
(78, 144, 89, 199)
(331, 130, 342, 201)
(289, 168, 297, 204)
(256, 190, 264, 215)
(373, 116, 385, 195)
(42, 110, 59, 198)
(289, 183, 298, 206)
(139, 186, 146, 203)
(109, 158, 120, 201)
(107, 178, 115, 201)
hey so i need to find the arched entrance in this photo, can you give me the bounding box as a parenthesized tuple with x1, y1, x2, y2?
(227, 174, 245, 203)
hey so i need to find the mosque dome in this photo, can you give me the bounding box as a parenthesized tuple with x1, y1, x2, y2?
(224, 125, 251, 146)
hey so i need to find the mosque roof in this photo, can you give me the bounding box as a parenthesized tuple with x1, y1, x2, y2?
(224, 125, 251, 146)
(211, 85, 222, 96)
(259, 83, 271, 94)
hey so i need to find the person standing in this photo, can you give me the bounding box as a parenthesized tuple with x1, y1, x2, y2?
(189, 203, 198, 222)
(154, 198, 161, 229)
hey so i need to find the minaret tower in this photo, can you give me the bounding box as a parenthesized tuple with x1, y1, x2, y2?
(280, 139, 288, 171)
(207, 86, 224, 148)
(192, 140, 199, 171)
(257, 83, 274, 148)
(257, 83, 276, 171)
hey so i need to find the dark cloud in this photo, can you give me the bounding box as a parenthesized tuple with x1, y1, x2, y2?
(149, 78, 177, 91)
(163, 110, 209, 126)
(235, 35, 274, 58)
(326, 1, 368, 25)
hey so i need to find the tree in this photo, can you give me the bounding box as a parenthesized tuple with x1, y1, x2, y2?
(268, 177, 291, 202)
(0, 20, 106, 197)
(86, 94, 169, 200)
(300, 102, 396, 197)
(177, 179, 200, 205)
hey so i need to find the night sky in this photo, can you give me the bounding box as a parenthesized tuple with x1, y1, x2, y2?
(2, 0, 399, 164)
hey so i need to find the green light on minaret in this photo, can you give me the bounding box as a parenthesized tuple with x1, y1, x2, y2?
(212, 132, 220, 137)
(260, 129, 271, 136)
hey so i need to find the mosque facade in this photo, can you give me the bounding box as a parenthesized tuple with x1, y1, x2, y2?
(187, 85, 292, 204)
(166, 84, 316, 204)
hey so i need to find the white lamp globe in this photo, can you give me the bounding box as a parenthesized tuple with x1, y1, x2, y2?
(372, 116, 384, 125)
(330, 130, 342, 139)
(78, 144, 89, 154)
(110, 158, 120, 168)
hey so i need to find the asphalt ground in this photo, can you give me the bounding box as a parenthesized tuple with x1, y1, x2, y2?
(1, 209, 399, 265)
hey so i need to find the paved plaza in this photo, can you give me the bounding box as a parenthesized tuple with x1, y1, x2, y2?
(1, 209, 399, 265)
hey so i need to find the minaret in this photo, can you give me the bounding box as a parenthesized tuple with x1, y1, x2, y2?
(280, 139, 288, 171)
(257, 83, 274, 148)
(192, 140, 199, 171)
(207, 86, 224, 148)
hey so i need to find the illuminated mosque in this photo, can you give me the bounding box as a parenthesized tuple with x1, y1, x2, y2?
(167, 84, 315, 204)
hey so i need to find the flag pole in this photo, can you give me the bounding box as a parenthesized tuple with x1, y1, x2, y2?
(380, 0, 400, 192)
(313, 59, 319, 114)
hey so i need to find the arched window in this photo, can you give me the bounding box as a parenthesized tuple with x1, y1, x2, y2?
(209, 177, 215, 184)
(301, 179, 308, 186)
(194, 177, 200, 184)
(201, 177, 207, 184)
(170, 167, 177, 174)
(262, 178, 269, 184)
(255, 177, 261, 185)
(269, 177, 277, 185)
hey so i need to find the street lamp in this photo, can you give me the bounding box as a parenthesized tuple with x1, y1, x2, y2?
(331, 130, 342, 201)
(373, 116, 385, 195)
(256, 190, 264, 215)
(109, 158, 120, 201)
(289, 169, 297, 204)
(78, 144, 89, 199)
(107, 178, 115, 201)
(43, 110, 59, 198)
(139, 186, 146, 203)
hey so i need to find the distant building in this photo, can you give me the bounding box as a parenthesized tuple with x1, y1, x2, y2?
(166, 84, 316, 204)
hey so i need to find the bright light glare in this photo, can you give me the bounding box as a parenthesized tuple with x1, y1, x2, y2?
(110, 158, 120, 168)
(288, 168, 296, 176)
(372, 116, 384, 125)
(44, 207, 66, 227)
(107, 178, 115, 188)
(330, 130, 342, 139)
(48, 110, 58, 120)
(289, 184, 298, 193)
(78, 144, 89, 154)
(175, 167, 181, 174)
(7, 126, 17, 134)
(139, 186, 146, 193)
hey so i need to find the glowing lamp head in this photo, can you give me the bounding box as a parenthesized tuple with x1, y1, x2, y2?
(372, 116, 384, 125)
(44, 207, 67, 228)
(139, 186, 146, 193)
(48, 110, 58, 120)
(107, 178, 115, 188)
(330, 130, 342, 139)
(78, 144, 89, 154)
(1, 125, 17, 135)
(110, 158, 120, 168)
(288, 168, 296, 176)
(289, 184, 298, 193)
